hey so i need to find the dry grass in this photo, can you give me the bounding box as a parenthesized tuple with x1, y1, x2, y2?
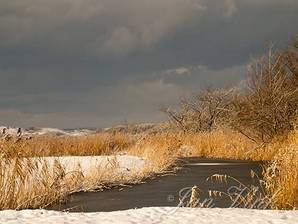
(262, 131, 298, 209)
(207, 173, 271, 209)
(0, 128, 297, 210)
(178, 129, 257, 160)
(0, 133, 134, 157)
(0, 156, 82, 209)
(128, 134, 181, 173)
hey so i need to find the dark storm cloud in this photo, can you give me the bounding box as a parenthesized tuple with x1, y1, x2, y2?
(0, 0, 297, 128)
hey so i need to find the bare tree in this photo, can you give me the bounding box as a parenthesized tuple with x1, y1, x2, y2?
(230, 44, 298, 143)
(163, 88, 235, 133)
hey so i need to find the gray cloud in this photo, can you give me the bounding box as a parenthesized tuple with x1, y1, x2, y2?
(0, 0, 204, 53)
(0, 0, 297, 128)
(0, 64, 245, 128)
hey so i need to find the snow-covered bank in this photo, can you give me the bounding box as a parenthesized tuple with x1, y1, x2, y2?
(42, 155, 147, 176)
(0, 207, 297, 224)
(2, 155, 148, 197)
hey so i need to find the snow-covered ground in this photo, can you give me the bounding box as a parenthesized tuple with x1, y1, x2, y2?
(0, 126, 97, 137)
(32, 128, 97, 136)
(41, 155, 147, 176)
(0, 207, 297, 224)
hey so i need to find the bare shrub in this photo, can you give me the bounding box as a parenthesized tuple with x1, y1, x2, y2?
(230, 44, 298, 143)
(163, 88, 235, 133)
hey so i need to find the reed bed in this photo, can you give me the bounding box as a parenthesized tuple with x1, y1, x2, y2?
(262, 131, 298, 209)
(0, 129, 297, 210)
(0, 156, 78, 209)
(0, 133, 134, 157)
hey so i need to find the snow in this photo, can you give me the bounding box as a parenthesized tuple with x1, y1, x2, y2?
(0, 126, 20, 136)
(41, 155, 147, 176)
(35, 128, 96, 136)
(187, 162, 247, 166)
(0, 207, 297, 224)
(0, 126, 97, 137)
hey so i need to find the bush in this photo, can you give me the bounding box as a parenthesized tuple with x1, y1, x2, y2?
(230, 43, 298, 143)
(163, 88, 235, 133)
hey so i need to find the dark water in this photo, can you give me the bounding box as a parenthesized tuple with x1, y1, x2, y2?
(48, 157, 263, 212)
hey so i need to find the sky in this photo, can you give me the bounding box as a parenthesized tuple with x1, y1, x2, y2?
(0, 0, 297, 128)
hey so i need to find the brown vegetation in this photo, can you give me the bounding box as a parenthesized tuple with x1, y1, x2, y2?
(0, 127, 297, 209)
(0, 133, 134, 158)
(262, 131, 298, 209)
(0, 156, 80, 209)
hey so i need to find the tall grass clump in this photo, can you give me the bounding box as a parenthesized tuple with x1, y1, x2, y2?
(129, 134, 182, 173)
(262, 130, 298, 209)
(0, 153, 84, 209)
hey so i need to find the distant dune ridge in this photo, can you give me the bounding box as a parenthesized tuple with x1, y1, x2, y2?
(0, 126, 99, 138)
(0, 122, 167, 138)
